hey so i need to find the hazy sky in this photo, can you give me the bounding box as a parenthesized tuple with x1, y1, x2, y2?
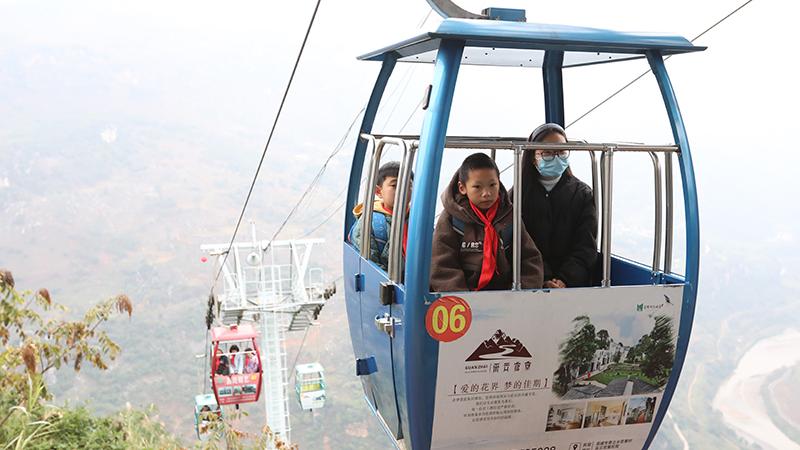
(4, 0, 794, 246)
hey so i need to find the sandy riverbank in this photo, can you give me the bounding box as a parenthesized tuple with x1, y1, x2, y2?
(712, 329, 800, 450)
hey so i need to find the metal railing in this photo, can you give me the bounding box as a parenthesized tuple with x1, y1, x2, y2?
(664, 152, 674, 273)
(358, 135, 418, 283)
(512, 146, 523, 290)
(367, 134, 679, 154)
(358, 133, 680, 288)
(389, 139, 418, 282)
(649, 152, 663, 277)
(359, 135, 381, 261)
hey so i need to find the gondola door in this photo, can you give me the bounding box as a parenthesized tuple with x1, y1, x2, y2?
(343, 55, 404, 440)
(360, 244, 403, 439)
(351, 137, 408, 440)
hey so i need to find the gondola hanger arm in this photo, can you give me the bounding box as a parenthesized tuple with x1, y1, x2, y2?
(425, 0, 486, 19)
(425, 1, 527, 21)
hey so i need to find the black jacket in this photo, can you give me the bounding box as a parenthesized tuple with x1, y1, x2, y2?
(513, 172, 598, 287)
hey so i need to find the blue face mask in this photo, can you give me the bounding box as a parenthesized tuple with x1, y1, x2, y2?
(537, 157, 569, 178)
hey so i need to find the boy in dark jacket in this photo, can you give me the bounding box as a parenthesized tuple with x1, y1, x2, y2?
(430, 153, 544, 292)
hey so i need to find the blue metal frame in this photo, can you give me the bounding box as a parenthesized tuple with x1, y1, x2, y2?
(542, 50, 565, 125)
(361, 256, 403, 436)
(402, 38, 465, 450)
(362, 393, 404, 450)
(342, 54, 398, 420)
(344, 55, 398, 238)
(643, 50, 700, 449)
(390, 285, 409, 441)
(610, 255, 679, 286)
(359, 19, 704, 63)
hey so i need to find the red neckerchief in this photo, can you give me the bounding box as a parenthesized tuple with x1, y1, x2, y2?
(382, 203, 408, 256)
(468, 198, 499, 291)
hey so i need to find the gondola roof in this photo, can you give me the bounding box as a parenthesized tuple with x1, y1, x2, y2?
(358, 18, 705, 68)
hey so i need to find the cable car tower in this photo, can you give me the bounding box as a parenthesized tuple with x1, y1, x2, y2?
(201, 222, 332, 446)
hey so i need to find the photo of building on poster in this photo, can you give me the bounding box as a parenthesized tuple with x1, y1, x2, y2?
(545, 403, 585, 431)
(545, 395, 658, 432)
(584, 398, 628, 428)
(551, 310, 677, 400)
(625, 396, 657, 424)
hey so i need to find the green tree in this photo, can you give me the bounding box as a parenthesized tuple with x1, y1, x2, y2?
(0, 269, 132, 401)
(626, 333, 652, 363)
(0, 378, 183, 450)
(554, 316, 598, 395)
(0, 269, 160, 449)
(596, 329, 610, 350)
(199, 410, 297, 450)
(641, 314, 675, 384)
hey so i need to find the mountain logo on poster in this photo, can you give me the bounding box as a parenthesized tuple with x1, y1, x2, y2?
(465, 329, 532, 361)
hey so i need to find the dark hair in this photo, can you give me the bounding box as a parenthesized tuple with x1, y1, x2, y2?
(377, 161, 413, 186)
(377, 161, 400, 186)
(522, 123, 573, 181)
(458, 153, 500, 184)
(216, 355, 230, 375)
(229, 345, 239, 352)
(528, 122, 566, 143)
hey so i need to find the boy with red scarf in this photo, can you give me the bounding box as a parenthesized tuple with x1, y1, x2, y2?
(431, 153, 543, 291)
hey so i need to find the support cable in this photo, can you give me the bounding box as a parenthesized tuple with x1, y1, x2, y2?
(286, 277, 343, 384)
(211, 0, 323, 288)
(300, 198, 346, 239)
(269, 7, 433, 235)
(288, 326, 312, 384)
(565, 0, 754, 130)
(498, 0, 755, 178)
(203, 330, 209, 393)
(260, 106, 364, 254)
(287, 107, 366, 227)
(295, 92, 425, 238)
(270, 10, 432, 241)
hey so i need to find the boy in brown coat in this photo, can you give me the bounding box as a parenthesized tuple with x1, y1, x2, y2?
(431, 153, 544, 292)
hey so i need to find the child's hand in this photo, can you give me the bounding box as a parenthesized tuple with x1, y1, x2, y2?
(544, 278, 566, 288)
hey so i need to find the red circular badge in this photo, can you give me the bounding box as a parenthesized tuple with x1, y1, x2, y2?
(426, 296, 472, 342)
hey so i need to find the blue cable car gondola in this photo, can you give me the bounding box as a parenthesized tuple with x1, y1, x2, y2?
(343, 5, 703, 450)
(193, 393, 222, 439)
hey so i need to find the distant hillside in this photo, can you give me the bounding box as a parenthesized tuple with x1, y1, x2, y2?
(0, 115, 383, 446)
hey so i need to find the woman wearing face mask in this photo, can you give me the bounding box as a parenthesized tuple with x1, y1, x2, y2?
(515, 123, 598, 288)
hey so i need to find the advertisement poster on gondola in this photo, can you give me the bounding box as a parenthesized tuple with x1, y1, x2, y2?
(213, 373, 260, 405)
(428, 284, 684, 450)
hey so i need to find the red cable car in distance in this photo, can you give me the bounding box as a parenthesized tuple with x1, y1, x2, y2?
(210, 324, 263, 406)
